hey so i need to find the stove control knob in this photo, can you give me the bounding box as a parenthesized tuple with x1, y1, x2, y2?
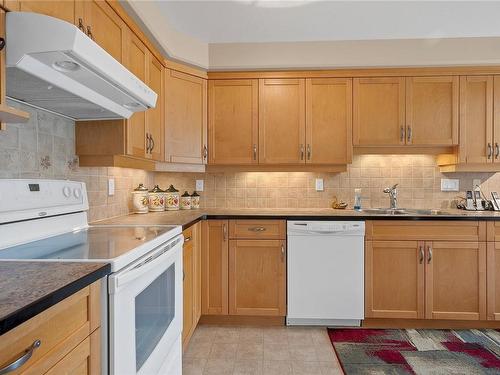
(73, 187, 82, 199)
(63, 186, 71, 198)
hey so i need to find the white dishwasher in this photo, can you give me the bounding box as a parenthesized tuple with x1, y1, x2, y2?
(287, 221, 365, 326)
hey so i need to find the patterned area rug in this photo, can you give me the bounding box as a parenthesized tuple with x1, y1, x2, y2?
(328, 328, 500, 374)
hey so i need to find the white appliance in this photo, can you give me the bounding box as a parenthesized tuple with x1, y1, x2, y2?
(6, 12, 157, 120)
(0, 179, 183, 375)
(287, 221, 365, 326)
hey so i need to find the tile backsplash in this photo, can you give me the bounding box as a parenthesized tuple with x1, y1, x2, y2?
(2, 101, 500, 219)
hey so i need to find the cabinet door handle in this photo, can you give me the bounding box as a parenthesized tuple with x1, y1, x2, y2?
(249, 227, 266, 232)
(223, 223, 227, 241)
(281, 244, 285, 261)
(400, 126, 404, 143)
(203, 145, 208, 160)
(145, 133, 150, 153)
(253, 144, 257, 161)
(0, 339, 41, 374)
(307, 144, 311, 160)
(184, 236, 192, 243)
(300, 144, 304, 160)
(407, 126, 412, 143)
(495, 143, 499, 159)
(419, 246, 424, 264)
(0, 38, 5, 52)
(86, 26, 94, 40)
(427, 246, 433, 264)
(150, 135, 155, 152)
(78, 18, 85, 33)
(488, 143, 493, 159)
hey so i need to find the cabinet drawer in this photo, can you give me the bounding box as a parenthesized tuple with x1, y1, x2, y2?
(229, 220, 286, 239)
(0, 282, 100, 375)
(366, 220, 486, 242)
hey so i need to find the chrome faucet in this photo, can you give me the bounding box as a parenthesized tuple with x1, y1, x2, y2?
(383, 184, 398, 209)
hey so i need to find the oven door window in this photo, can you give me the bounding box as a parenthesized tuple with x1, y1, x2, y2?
(135, 263, 175, 371)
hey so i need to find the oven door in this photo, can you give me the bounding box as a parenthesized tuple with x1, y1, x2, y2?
(108, 235, 183, 375)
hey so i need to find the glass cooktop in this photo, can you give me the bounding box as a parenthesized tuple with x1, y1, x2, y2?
(0, 225, 178, 261)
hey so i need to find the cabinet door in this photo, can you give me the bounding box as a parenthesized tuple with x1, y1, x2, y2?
(353, 77, 405, 146)
(229, 240, 286, 316)
(208, 79, 258, 165)
(365, 241, 424, 319)
(201, 220, 228, 315)
(12, 1, 75, 24)
(406, 76, 459, 146)
(44, 335, 93, 375)
(182, 232, 194, 345)
(165, 70, 207, 164)
(493, 76, 500, 164)
(259, 79, 306, 164)
(124, 31, 147, 158)
(192, 222, 202, 324)
(487, 242, 500, 320)
(306, 78, 352, 164)
(459, 76, 493, 164)
(425, 241, 486, 320)
(83, 0, 125, 63)
(146, 55, 164, 161)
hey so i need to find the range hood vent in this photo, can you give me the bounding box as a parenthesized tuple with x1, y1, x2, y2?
(6, 12, 157, 120)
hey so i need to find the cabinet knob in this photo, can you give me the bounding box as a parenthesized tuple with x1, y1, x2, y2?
(78, 18, 85, 33)
(86, 26, 94, 41)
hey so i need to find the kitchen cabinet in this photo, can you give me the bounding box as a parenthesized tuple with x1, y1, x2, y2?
(425, 241, 486, 320)
(306, 78, 352, 164)
(459, 76, 494, 164)
(76, 0, 126, 63)
(365, 241, 424, 319)
(353, 77, 405, 146)
(487, 242, 500, 320)
(406, 76, 459, 146)
(259, 79, 306, 164)
(201, 220, 228, 315)
(0, 281, 101, 375)
(228, 240, 286, 316)
(208, 79, 258, 165)
(165, 69, 207, 164)
(6, 1, 75, 24)
(145, 54, 164, 161)
(182, 223, 201, 349)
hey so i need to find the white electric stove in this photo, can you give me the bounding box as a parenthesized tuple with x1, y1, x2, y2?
(0, 179, 183, 375)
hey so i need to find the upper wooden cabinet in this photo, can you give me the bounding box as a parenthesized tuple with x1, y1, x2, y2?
(77, 0, 127, 63)
(459, 76, 494, 164)
(259, 79, 306, 164)
(353, 77, 405, 146)
(6, 1, 75, 23)
(406, 76, 459, 146)
(146, 55, 164, 161)
(165, 70, 207, 164)
(306, 78, 352, 164)
(208, 79, 258, 165)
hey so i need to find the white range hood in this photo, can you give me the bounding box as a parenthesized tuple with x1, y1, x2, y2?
(6, 12, 157, 120)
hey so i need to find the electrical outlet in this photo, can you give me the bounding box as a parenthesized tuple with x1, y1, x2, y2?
(196, 179, 204, 192)
(108, 178, 115, 196)
(315, 178, 324, 192)
(440, 178, 459, 192)
(473, 179, 482, 190)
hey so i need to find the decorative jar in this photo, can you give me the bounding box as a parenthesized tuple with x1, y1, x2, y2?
(191, 191, 200, 209)
(165, 185, 180, 211)
(132, 183, 149, 214)
(148, 185, 165, 212)
(180, 191, 192, 210)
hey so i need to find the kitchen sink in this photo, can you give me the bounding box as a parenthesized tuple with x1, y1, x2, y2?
(361, 208, 449, 216)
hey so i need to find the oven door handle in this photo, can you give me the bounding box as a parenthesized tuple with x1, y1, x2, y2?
(109, 236, 182, 293)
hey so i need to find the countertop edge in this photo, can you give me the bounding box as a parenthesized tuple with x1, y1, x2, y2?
(0, 263, 111, 336)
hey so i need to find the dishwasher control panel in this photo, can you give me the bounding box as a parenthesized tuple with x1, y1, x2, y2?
(287, 221, 365, 236)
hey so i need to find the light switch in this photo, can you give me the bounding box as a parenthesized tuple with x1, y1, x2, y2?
(108, 178, 115, 196)
(196, 179, 204, 192)
(315, 178, 324, 192)
(440, 178, 459, 192)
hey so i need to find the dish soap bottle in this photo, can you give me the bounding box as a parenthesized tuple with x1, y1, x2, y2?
(354, 188, 362, 211)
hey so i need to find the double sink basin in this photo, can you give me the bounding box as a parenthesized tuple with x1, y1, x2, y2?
(361, 208, 449, 216)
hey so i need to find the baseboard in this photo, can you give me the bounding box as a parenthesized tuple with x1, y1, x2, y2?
(199, 315, 285, 326)
(362, 318, 500, 329)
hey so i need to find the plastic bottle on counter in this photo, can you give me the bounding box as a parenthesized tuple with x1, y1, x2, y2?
(354, 188, 362, 211)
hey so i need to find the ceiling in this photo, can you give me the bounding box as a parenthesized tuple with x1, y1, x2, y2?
(156, 1, 500, 44)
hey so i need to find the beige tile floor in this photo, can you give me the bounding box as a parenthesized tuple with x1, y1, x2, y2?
(182, 325, 344, 375)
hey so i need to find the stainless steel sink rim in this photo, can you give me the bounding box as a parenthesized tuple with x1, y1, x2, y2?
(361, 208, 449, 216)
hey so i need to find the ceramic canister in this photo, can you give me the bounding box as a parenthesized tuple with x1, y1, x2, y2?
(132, 183, 149, 214)
(191, 191, 200, 209)
(180, 191, 192, 210)
(148, 185, 165, 212)
(165, 185, 180, 211)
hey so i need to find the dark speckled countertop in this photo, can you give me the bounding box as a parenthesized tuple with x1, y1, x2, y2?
(0, 262, 110, 335)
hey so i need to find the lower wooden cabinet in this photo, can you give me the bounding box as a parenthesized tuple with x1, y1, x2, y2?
(182, 223, 201, 350)
(0, 281, 101, 375)
(228, 240, 286, 316)
(487, 241, 500, 320)
(366, 239, 487, 321)
(365, 241, 424, 319)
